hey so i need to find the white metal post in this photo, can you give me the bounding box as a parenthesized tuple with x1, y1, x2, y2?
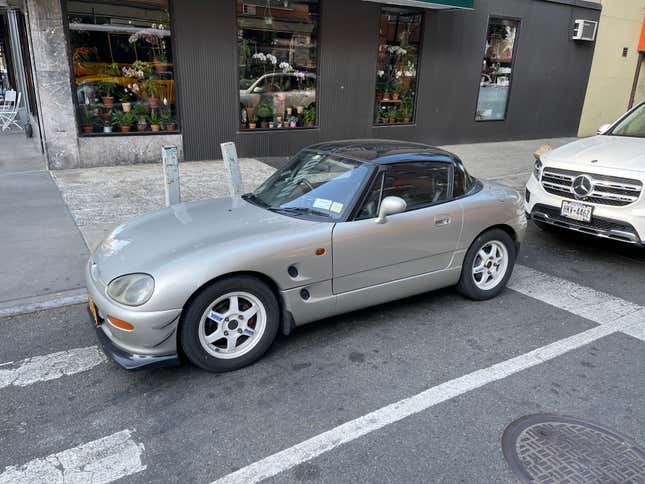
(220, 142, 244, 197)
(162, 145, 180, 206)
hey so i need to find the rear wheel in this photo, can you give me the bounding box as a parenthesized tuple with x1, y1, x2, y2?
(456, 229, 516, 300)
(180, 276, 279, 372)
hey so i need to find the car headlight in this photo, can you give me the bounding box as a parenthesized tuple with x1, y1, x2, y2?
(106, 273, 155, 306)
(533, 158, 543, 180)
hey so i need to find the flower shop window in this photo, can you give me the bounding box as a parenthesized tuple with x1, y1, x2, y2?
(475, 17, 520, 121)
(237, 0, 319, 130)
(374, 8, 422, 126)
(66, 0, 178, 135)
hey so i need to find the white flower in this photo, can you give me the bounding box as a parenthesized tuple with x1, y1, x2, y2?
(279, 61, 293, 73)
(252, 53, 266, 62)
(377, 70, 385, 78)
(266, 54, 277, 65)
(395, 70, 402, 78)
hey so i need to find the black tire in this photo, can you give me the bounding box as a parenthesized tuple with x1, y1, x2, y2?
(180, 276, 280, 372)
(456, 228, 517, 301)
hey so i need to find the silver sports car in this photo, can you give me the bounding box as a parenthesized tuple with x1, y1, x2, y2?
(86, 140, 526, 372)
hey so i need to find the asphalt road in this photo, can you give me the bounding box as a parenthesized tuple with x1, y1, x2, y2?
(0, 222, 643, 483)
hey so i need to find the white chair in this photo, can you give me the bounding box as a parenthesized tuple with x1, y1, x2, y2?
(0, 90, 16, 112)
(0, 91, 22, 131)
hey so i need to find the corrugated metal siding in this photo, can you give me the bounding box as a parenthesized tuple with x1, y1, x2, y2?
(173, 0, 599, 161)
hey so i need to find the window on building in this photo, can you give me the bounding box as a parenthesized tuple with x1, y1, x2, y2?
(237, 0, 319, 130)
(475, 17, 520, 121)
(66, 0, 178, 136)
(374, 8, 422, 126)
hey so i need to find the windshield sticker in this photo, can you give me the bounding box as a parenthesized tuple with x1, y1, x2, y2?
(313, 198, 332, 211)
(330, 202, 344, 214)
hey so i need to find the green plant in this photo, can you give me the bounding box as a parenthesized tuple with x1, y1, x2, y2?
(111, 110, 137, 127)
(248, 111, 258, 123)
(256, 102, 274, 119)
(142, 79, 157, 98)
(303, 105, 316, 124)
(96, 81, 116, 98)
(148, 110, 160, 125)
(160, 111, 175, 126)
(132, 103, 148, 117)
(80, 105, 98, 126)
(118, 90, 131, 103)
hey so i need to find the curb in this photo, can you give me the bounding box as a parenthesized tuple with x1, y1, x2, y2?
(0, 288, 87, 318)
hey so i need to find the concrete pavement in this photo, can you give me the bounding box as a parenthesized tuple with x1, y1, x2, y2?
(0, 133, 89, 306)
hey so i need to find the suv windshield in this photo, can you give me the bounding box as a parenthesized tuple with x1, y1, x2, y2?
(246, 151, 372, 221)
(610, 103, 645, 138)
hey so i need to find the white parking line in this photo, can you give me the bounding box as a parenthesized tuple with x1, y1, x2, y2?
(0, 429, 145, 484)
(212, 266, 645, 484)
(0, 346, 105, 390)
(509, 265, 645, 340)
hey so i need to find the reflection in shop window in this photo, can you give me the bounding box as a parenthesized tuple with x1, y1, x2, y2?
(237, 0, 319, 130)
(475, 18, 520, 121)
(374, 8, 422, 126)
(66, 0, 178, 136)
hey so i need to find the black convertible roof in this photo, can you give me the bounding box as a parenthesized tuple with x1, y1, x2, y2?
(305, 139, 455, 164)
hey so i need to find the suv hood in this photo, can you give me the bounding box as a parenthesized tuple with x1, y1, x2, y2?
(92, 197, 315, 283)
(543, 135, 645, 173)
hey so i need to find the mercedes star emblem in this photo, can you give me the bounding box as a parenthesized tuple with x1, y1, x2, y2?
(572, 175, 593, 198)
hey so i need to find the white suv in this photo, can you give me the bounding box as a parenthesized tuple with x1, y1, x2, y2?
(525, 102, 645, 246)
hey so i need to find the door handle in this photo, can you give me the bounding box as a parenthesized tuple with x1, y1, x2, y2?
(434, 215, 451, 226)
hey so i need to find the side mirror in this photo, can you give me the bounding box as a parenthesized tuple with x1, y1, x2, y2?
(253, 86, 266, 94)
(375, 196, 407, 224)
(597, 124, 611, 135)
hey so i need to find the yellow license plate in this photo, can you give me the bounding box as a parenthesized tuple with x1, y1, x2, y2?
(88, 295, 99, 326)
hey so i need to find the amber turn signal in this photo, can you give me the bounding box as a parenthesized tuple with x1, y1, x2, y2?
(107, 316, 135, 331)
(315, 248, 326, 256)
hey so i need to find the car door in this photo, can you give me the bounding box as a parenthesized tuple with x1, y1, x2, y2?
(332, 161, 464, 294)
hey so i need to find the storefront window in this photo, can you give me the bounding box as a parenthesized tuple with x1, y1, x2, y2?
(374, 8, 422, 126)
(475, 18, 519, 121)
(66, 1, 178, 135)
(237, 0, 319, 130)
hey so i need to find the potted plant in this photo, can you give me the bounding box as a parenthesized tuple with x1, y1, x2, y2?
(149, 110, 161, 132)
(112, 110, 136, 132)
(97, 82, 116, 108)
(248, 112, 257, 129)
(382, 87, 390, 102)
(388, 107, 396, 124)
(119, 91, 132, 112)
(80, 106, 97, 133)
(402, 103, 412, 124)
(303, 105, 316, 128)
(142, 79, 159, 108)
(392, 84, 402, 101)
(103, 119, 113, 133)
(256, 102, 273, 129)
(161, 111, 176, 131)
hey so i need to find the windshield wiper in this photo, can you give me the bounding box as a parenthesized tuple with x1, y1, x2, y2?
(269, 206, 330, 218)
(241, 193, 270, 208)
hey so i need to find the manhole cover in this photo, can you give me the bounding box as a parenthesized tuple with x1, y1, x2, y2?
(502, 414, 645, 483)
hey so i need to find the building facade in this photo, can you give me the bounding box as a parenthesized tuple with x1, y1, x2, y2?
(578, 0, 645, 136)
(16, 0, 601, 169)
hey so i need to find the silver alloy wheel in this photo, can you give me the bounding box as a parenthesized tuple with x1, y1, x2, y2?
(471, 240, 509, 291)
(198, 291, 267, 360)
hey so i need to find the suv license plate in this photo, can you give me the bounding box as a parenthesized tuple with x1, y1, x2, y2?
(561, 200, 593, 222)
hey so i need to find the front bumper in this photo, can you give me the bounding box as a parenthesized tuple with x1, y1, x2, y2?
(525, 175, 645, 245)
(86, 261, 182, 370)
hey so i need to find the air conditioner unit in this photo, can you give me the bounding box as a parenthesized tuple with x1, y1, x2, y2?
(572, 19, 598, 41)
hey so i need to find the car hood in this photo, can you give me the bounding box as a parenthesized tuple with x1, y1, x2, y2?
(92, 197, 314, 283)
(543, 135, 645, 173)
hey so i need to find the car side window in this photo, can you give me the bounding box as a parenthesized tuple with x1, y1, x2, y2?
(356, 172, 384, 220)
(381, 162, 452, 211)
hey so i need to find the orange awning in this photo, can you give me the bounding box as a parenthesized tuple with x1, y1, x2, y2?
(639, 19, 645, 52)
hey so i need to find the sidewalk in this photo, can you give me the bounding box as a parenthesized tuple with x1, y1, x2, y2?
(3, 135, 575, 313)
(0, 132, 89, 308)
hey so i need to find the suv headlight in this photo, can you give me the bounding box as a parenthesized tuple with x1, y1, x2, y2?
(533, 158, 543, 180)
(107, 273, 155, 306)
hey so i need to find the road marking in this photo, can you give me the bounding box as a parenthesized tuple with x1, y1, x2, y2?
(509, 265, 645, 340)
(212, 266, 644, 484)
(0, 288, 87, 318)
(0, 429, 145, 484)
(0, 346, 105, 389)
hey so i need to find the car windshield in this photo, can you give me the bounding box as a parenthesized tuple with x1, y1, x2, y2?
(610, 103, 645, 138)
(245, 151, 372, 221)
